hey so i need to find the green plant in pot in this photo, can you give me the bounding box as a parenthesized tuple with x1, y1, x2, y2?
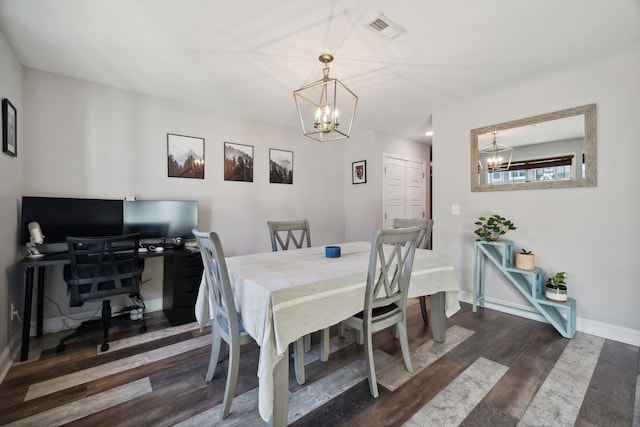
(474, 215, 517, 242)
(515, 248, 535, 270)
(545, 272, 568, 302)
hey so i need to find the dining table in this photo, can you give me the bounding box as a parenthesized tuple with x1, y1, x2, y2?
(195, 241, 461, 426)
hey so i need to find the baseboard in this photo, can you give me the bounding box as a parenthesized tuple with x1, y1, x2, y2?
(0, 331, 21, 385)
(458, 291, 640, 347)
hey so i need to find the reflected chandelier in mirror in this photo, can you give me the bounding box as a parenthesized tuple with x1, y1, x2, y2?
(471, 104, 596, 192)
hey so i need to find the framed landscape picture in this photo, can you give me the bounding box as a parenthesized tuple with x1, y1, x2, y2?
(2, 98, 17, 157)
(352, 160, 366, 184)
(269, 149, 293, 184)
(167, 134, 205, 179)
(224, 142, 254, 182)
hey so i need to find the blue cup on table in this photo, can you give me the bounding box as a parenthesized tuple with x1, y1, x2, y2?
(325, 245, 341, 258)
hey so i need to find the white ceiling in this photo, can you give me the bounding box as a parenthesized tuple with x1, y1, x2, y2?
(1, 0, 639, 142)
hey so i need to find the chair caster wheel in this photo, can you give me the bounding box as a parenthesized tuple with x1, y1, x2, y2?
(56, 344, 65, 353)
(140, 325, 147, 333)
(100, 343, 109, 352)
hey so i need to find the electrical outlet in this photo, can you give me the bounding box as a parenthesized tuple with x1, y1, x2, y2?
(10, 303, 18, 321)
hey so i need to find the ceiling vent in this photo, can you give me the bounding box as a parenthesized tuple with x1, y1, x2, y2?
(367, 14, 407, 40)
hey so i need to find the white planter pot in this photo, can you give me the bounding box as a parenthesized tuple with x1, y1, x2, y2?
(545, 285, 567, 302)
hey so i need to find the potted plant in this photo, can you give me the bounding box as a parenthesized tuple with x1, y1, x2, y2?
(474, 214, 517, 242)
(545, 272, 568, 302)
(515, 249, 535, 270)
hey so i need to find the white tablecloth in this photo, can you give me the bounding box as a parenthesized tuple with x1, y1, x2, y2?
(194, 241, 460, 421)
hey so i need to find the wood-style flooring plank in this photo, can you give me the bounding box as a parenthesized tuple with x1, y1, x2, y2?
(64, 373, 213, 427)
(2, 327, 205, 389)
(517, 332, 605, 426)
(403, 357, 509, 426)
(479, 327, 569, 419)
(346, 357, 467, 426)
(576, 339, 639, 426)
(1, 304, 638, 427)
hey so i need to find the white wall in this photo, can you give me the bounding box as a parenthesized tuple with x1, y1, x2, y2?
(433, 45, 640, 345)
(0, 28, 24, 373)
(20, 68, 352, 329)
(0, 64, 428, 371)
(344, 131, 431, 242)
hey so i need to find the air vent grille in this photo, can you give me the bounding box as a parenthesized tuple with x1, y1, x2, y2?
(367, 14, 406, 39)
(370, 19, 389, 32)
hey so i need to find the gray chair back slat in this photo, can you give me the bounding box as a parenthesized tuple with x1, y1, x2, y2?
(393, 218, 434, 249)
(267, 219, 311, 251)
(365, 227, 421, 320)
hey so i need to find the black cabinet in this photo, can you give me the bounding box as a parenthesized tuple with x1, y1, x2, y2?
(162, 250, 203, 326)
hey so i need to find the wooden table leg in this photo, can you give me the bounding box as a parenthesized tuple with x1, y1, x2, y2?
(430, 291, 446, 343)
(269, 346, 289, 427)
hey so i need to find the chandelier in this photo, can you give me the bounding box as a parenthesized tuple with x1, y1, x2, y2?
(293, 54, 358, 142)
(478, 131, 513, 172)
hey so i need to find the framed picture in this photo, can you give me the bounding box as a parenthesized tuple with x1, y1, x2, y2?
(352, 160, 367, 184)
(224, 142, 254, 182)
(167, 133, 205, 179)
(269, 149, 293, 184)
(2, 98, 17, 157)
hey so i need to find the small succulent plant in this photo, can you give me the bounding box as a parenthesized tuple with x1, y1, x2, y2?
(546, 272, 567, 288)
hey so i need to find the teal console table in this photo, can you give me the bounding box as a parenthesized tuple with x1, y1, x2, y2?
(472, 240, 576, 338)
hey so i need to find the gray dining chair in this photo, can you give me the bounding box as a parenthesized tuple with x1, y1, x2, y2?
(267, 219, 328, 384)
(192, 229, 254, 419)
(393, 218, 434, 325)
(342, 226, 421, 398)
(268, 219, 312, 251)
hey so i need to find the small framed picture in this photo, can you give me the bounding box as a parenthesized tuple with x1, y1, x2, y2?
(167, 133, 205, 179)
(2, 98, 17, 157)
(224, 142, 254, 182)
(269, 149, 293, 184)
(352, 160, 367, 184)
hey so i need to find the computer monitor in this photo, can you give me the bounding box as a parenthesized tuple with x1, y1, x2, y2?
(20, 196, 124, 245)
(123, 200, 198, 243)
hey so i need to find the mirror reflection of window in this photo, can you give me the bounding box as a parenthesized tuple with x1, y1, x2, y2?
(471, 104, 596, 192)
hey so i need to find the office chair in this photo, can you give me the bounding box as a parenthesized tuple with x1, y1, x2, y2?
(342, 226, 421, 398)
(56, 233, 147, 353)
(393, 218, 434, 324)
(192, 229, 255, 419)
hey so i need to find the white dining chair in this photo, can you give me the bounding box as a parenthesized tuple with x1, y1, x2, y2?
(192, 229, 254, 419)
(342, 226, 421, 398)
(393, 218, 434, 325)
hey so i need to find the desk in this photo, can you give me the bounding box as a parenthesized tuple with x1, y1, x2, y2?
(195, 241, 460, 426)
(17, 247, 199, 361)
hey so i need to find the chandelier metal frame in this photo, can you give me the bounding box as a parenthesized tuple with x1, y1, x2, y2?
(293, 54, 358, 142)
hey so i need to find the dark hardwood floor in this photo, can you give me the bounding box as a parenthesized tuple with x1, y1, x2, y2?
(1, 301, 638, 426)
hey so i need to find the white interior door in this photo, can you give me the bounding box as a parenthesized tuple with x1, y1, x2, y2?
(383, 154, 425, 229)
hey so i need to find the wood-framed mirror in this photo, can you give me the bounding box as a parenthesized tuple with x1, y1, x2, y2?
(471, 104, 596, 192)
